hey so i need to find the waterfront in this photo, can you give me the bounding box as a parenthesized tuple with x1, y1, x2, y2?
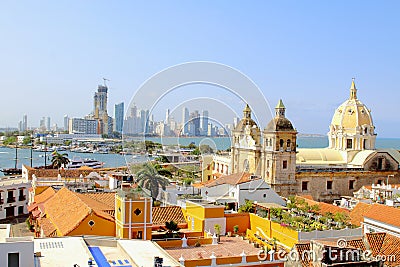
(1, 136, 400, 176)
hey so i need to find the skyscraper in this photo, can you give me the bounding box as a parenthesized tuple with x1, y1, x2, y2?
(46, 117, 51, 131)
(189, 110, 200, 136)
(22, 115, 27, 132)
(114, 102, 124, 133)
(64, 115, 69, 131)
(201, 110, 209, 136)
(182, 107, 189, 135)
(93, 85, 111, 135)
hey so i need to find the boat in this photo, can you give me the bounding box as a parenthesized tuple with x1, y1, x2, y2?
(66, 157, 104, 169)
(1, 168, 22, 175)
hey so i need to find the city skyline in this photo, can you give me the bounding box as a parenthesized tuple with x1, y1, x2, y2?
(1, 2, 400, 137)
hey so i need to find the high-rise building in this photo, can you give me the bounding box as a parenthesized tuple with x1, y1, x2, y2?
(200, 110, 209, 136)
(64, 115, 69, 131)
(165, 109, 170, 124)
(93, 85, 111, 135)
(182, 107, 189, 135)
(69, 118, 98, 134)
(22, 115, 27, 132)
(46, 117, 51, 131)
(114, 102, 124, 133)
(189, 110, 200, 136)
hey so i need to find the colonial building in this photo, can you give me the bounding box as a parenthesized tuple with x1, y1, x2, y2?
(224, 79, 400, 201)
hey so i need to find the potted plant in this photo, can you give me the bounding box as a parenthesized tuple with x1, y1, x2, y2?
(233, 225, 239, 236)
(214, 224, 221, 242)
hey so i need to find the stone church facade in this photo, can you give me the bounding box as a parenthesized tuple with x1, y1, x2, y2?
(227, 80, 400, 202)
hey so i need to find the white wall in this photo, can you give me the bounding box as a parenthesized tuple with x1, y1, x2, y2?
(0, 238, 34, 267)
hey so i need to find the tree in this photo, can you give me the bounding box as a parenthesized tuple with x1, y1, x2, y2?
(165, 220, 180, 238)
(3, 136, 17, 146)
(238, 200, 255, 213)
(22, 136, 31, 146)
(51, 151, 70, 169)
(136, 163, 170, 203)
(214, 224, 221, 242)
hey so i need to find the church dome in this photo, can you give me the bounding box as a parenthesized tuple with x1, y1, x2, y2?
(328, 79, 376, 151)
(330, 79, 374, 134)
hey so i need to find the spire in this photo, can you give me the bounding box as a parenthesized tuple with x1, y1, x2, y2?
(350, 78, 357, 100)
(275, 99, 286, 117)
(243, 104, 251, 119)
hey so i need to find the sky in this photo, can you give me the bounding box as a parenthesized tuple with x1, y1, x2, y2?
(0, 1, 399, 137)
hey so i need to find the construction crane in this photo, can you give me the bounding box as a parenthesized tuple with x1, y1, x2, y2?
(103, 77, 110, 87)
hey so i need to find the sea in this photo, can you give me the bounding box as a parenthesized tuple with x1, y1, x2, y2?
(1, 136, 400, 177)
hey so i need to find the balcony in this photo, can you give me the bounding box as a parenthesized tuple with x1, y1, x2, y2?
(7, 197, 16, 203)
(18, 195, 26, 201)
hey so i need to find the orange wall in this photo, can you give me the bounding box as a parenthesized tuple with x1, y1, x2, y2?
(184, 256, 284, 267)
(68, 213, 115, 237)
(225, 213, 249, 234)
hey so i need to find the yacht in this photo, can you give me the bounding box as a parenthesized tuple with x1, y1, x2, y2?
(66, 157, 104, 169)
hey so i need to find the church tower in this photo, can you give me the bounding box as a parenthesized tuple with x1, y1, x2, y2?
(262, 100, 297, 196)
(328, 79, 376, 151)
(230, 104, 261, 175)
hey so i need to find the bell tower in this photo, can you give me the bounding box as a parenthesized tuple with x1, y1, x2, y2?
(262, 100, 297, 197)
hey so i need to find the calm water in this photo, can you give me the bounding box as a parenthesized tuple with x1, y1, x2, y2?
(1, 136, 400, 176)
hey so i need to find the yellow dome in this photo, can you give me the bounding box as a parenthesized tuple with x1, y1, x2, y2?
(330, 79, 373, 134)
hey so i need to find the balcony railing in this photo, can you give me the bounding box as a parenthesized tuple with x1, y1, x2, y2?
(18, 195, 26, 201)
(7, 197, 15, 203)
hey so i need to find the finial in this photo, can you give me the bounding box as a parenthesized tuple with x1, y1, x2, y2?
(350, 78, 357, 100)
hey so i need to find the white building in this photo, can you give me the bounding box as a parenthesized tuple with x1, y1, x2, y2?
(0, 224, 34, 267)
(0, 176, 30, 219)
(363, 203, 400, 238)
(200, 173, 285, 209)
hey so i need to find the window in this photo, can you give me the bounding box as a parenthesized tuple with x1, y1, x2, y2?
(327, 181, 333, 190)
(287, 139, 291, 150)
(279, 139, 284, 148)
(347, 139, 353, 149)
(18, 206, 24, 215)
(8, 252, 19, 267)
(302, 181, 308, 191)
(207, 175, 211, 181)
(377, 158, 384, 170)
(377, 179, 383, 185)
(267, 160, 270, 168)
(282, 160, 287, 169)
(349, 180, 355, 190)
(263, 193, 267, 198)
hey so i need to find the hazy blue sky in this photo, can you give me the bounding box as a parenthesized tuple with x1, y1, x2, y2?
(1, 1, 399, 137)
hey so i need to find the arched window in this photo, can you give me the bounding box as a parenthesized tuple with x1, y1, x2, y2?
(279, 139, 284, 148)
(243, 159, 249, 172)
(287, 139, 291, 150)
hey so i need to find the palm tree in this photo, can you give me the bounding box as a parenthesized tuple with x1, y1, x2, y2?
(165, 220, 180, 238)
(51, 151, 70, 169)
(136, 163, 170, 203)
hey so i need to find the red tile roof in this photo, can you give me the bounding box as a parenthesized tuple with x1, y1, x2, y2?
(204, 172, 253, 187)
(296, 196, 350, 216)
(43, 187, 114, 236)
(364, 204, 400, 228)
(34, 187, 56, 204)
(349, 202, 373, 227)
(366, 232, 400, 267)
(294, 243, 311, 267)
(152, 206, 187, 227)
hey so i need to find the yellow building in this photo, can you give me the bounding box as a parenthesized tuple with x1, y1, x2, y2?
(115, 189, 152, 240)
(37, 187, 115, 237)
(184, 201, 226, 235)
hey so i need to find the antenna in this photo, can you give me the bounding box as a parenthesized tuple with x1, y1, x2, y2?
(103, 77, 110, 87)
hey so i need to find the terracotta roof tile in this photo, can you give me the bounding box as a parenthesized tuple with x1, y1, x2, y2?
(83, 192, 115, 209)
(366, 232, 400, 266)
(34, 187, 56, 204)
(349, 202, 373, 227)
(152, 206, 186, 227)
(296, 196, 350, 216)
(204, 172, 253, 187)
(43, 187, 114, 236)
(38, 216, 57, 237)
(364, 204, 400, 228)
(295, 243, 311, 267)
